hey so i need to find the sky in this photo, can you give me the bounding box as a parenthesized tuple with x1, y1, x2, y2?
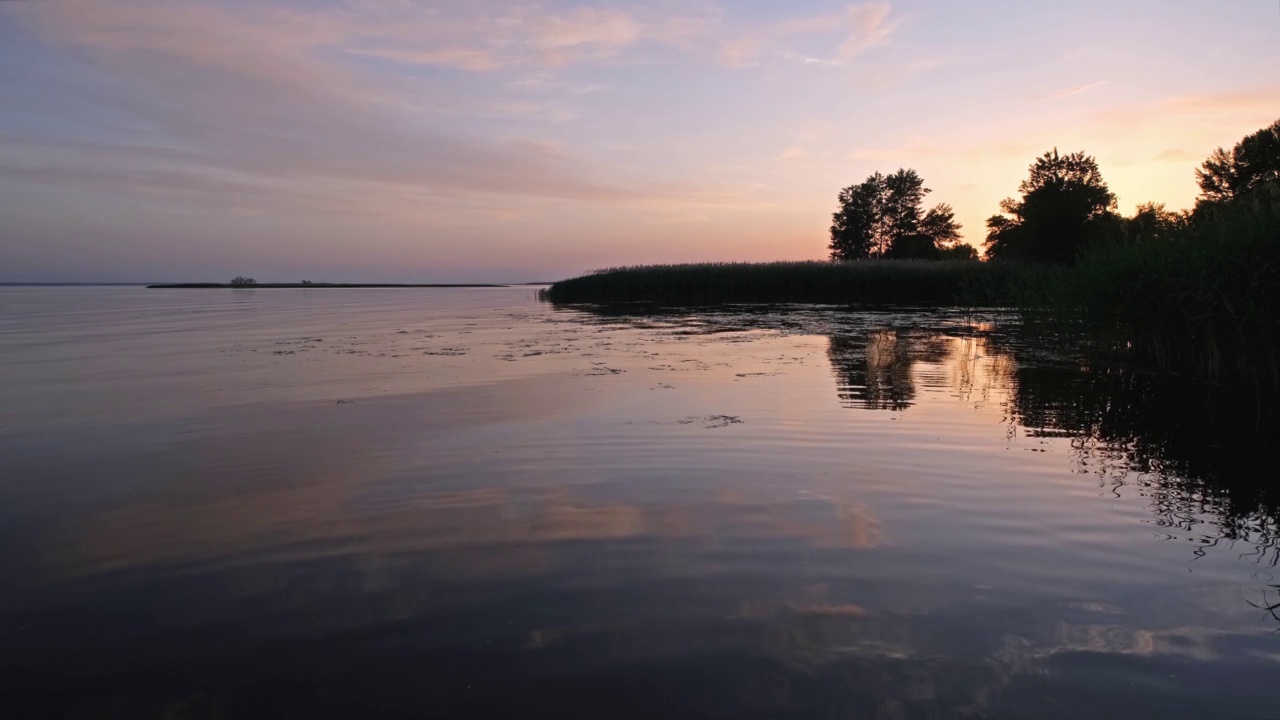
(1, 0, 1277, 283)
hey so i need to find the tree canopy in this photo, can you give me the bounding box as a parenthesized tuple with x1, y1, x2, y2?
(983, 149, 1118, 264)
(830, 118, 1277, 269)
(829, 170, 964, 261)
(1196, 119, 1280, 208)
(1123, 202, 1188, 244)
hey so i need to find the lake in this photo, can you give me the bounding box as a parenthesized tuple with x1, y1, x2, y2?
(1, 286, 1276, 718)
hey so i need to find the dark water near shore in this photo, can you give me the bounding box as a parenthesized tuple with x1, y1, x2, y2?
(1, 287, 1277, 719)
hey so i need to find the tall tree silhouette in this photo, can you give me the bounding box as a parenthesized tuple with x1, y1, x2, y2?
(829, 170, 962, 260)
(1196, 118, 1280, 209)
(983, 150, 1118, 264)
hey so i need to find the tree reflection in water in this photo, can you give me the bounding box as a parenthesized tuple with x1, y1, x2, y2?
(566, 303, 1279, 612)
(827, 318, 1279, 567)
(1006, 360, 1277, 549)
(827, 329, 953, 411)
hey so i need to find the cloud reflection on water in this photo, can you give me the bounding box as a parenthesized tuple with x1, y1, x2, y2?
(3, 293, 1278, 717)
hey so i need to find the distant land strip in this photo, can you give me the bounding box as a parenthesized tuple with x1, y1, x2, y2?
(147, 283, 512, 289)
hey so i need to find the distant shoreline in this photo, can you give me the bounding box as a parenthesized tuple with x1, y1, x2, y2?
(0, 282, 149, 287)
(146, 283, 514, 289)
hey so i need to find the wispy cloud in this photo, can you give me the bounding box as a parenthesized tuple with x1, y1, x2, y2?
(345, 47, 501, 72)
(332, 2, 714, 73)
(1163, 89, 1280, 116)
(2, 0, 699, 211)
(1093, 87, 1280, 129)
(777, 146, 809, 161)
(532, 7, 641, 64)
(1036, 80, 1110, 101)
(718, 3, 903, 69)
(1154, 148, 1201, 163)
(4, 0, 921, 216)
(839, 3, 901, 60)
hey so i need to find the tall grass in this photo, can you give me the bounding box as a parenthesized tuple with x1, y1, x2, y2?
(1047, 186, 1280, 392)
(542, 259, 1045, 306)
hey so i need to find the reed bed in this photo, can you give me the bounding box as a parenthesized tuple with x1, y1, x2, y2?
(541, 259, 1043, 306)
(1054, 191, 1280, 393)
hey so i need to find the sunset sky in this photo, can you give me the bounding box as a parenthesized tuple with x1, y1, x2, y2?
(1, 0, 1277, 282)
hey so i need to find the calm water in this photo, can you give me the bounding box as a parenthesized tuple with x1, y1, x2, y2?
(1, 287, 1277, 719)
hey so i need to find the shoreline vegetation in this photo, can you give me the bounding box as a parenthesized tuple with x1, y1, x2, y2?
(544, 119, 1279, 395)
(540, 260, 1037, 306)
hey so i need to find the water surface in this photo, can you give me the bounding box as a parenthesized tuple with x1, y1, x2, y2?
(1, 287, 1276, 718)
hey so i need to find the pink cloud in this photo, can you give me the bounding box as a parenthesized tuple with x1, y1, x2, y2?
(346, 47, 500, 72)
(3, 0, 682, 208)
(718, 3, 904, 68)
(533, 7, 640, 56)
(839, 3, 901, 60)
(1035, 81, 1111, 102)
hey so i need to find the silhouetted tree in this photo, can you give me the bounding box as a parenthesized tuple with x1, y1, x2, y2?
(829, 170, 962, 260)
(885, 234, 940, 259)
(1123, 202, 1189, 244)
(229, 276, 257, 287)
(1196, 118, 1280, 208)
(983, 149, 1118, 264)
(830, 180, 879, 259)
(920, 203, 963, 247)
(938, 243, 978, 261)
